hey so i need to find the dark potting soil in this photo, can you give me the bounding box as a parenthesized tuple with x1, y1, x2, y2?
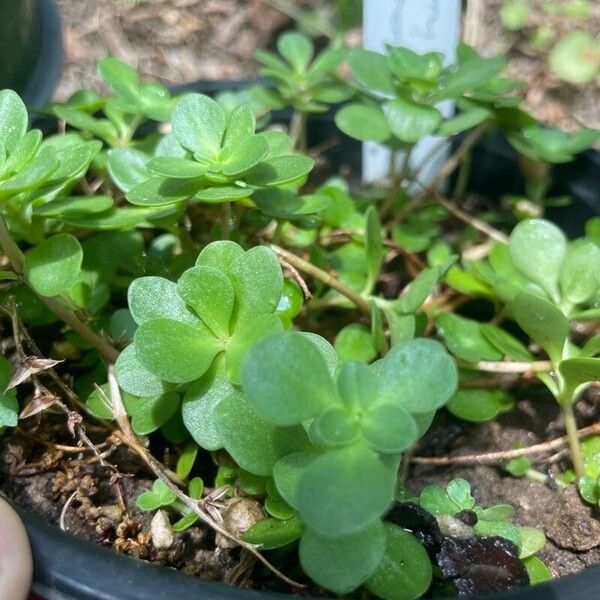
(0, 390, 598, 598)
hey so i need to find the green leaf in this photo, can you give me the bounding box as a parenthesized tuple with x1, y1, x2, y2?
(436, 107, 490, 136)
(0, 391, 18, 428)
(312, 405, 361, 447)
(0, 357, 17, 427)
(549, 31, 600, 85)
(176, 443, 198, 479)
(107, 148, 151, 192)
(447, 389, 514, 422)
(519, 526, 546, 559)
(277, 32, 314, 72)
(222, 104, 256, 152)
(222, 135, 269, 176)
(335, 104, 391, 142)
(386, 98, 442, 144)
(214, 392, 310, 476)
(146, 157, 208, 179)
(511, 292, 569, 365)
(299, 521, 386, 594)
(558, 357, 600, 401)
(177, 266, 234, 339)
(127, 176, 198, 207)
(348, 49, 395, 96)
(508, 219, 567, 302)
(336, 361, 378, 411)
(580, 334, 600, 358)
(136, 480, 176, 511)
(134, 319, 222, 383)
(128, 277, 198, 326)
(364, 523, 433, 600)
(524, 556, 552, 584)
(195, 185, 251, 203)
(196, 240, 245, 272)
(172, 94, 226, 159)
(244, 155, 314, 187)
(24, 234, 83, 297)
(559, 240, 600, 306)
(182, 376, 233, 451)
(419, 485, 460, 516)
(273, 451, 316, 509)
(476, 504, 516, 521)
(0, 90, 28, 153)
(296, 443, 395, 535)
(226, 314, 283, 384)
(362, 403, 419, 453)
(242, 516, 302, 550)
(435, 313, 504, 363)
(0, 129, 42, 178)
(480, 323, 533, 361)
(474, 521, 522, 549)
(98, 57, 140, 102)
(33, 195, 113, 218)
(229, 246, 283, 324)
(394, 262, 452, 314)
(115, 345, 169, 398)
(172, 512, 199, 532)
(0, 147, 59, 199)
(334, 324, 377, 362)
(129, 392, 179, 435)
(378, 339, 458, 413)
(447, 479, 475, 510)
(243, 332, 334, 425)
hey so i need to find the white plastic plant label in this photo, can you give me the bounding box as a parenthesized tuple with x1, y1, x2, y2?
(362, 0, 462, 185)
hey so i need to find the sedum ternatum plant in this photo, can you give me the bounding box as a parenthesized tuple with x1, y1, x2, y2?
(0, 34, 598, 600)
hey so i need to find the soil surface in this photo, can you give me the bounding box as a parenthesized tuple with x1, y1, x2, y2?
(1, 388, 598, 597)
(53, 0, 293, 100)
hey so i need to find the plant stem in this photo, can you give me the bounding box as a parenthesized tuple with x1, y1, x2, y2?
(270, 244, 371, 316)
(562, 402, 585, 479)
(457, 358, 552, 373)
(391, 123, 489, 226)
(289, 110, 308, 153)
(0, 214, 119, 363)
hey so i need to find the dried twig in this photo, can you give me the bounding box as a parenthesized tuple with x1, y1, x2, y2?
(411, 422, 600, 466)
(106, 366, 305, 589)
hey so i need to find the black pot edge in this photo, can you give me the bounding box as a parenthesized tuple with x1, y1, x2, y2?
(14, 77, 600, 599)
(21, 0, 62, 107)
(11, 499, 600, 600)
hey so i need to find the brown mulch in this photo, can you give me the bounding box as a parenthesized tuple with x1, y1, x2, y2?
(53, 0, 292, 100)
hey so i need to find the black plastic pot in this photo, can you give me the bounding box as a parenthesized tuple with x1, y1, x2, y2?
(15, 81, 600, 599)
(0, 0, 62, 106)
(12, 501, 600, 600)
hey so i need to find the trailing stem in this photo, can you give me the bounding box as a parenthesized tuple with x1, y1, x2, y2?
(561, 402, 585, 479)
(289, 110, 308, 153)
(0, 214, 119, 363)
(270, 244, 371, 316)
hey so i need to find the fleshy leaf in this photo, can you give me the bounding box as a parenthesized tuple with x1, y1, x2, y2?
(378, 339, 458, 413)
(24, 234, 83, 297)
(243, 332, 334, 426)
(128, 277, 199, 326)
(299, 521, 386, 594)
(172, 93, 225, 159)
(362, 403, 419, 454)
(447, 389, 514, 422)
(364, 523, 433, 600)
(214, 392, 310, 476)
(115, 345, 169, 398)
(508, 219, 567, 302)
(511, 292, 568, 365)
(296, 443, 395, 535)
(177, 266, 234, 339)
(182, 376, 234, 450)
(134, 319, 222, 383)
